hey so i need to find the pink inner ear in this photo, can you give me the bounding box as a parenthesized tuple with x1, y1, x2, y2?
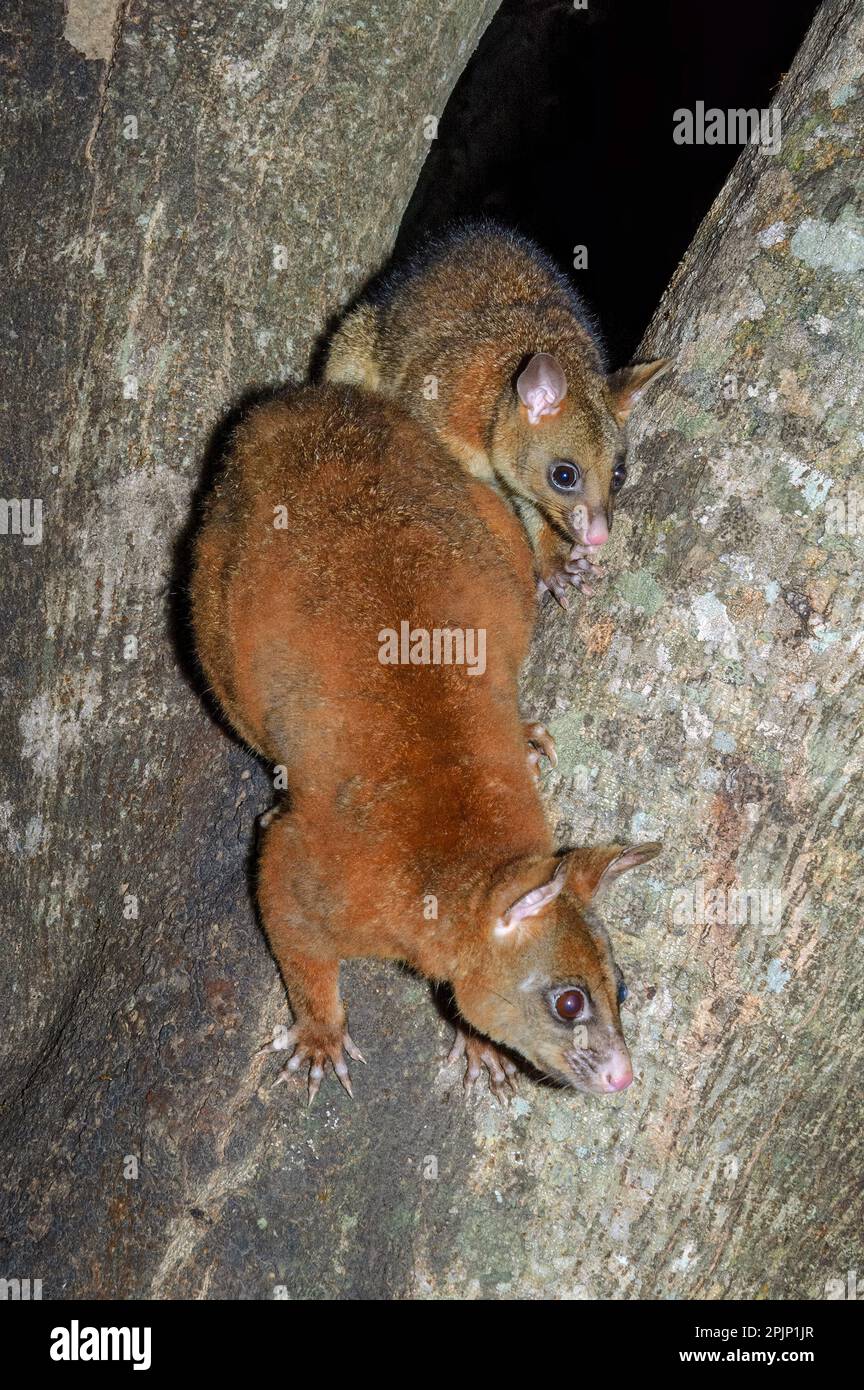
(517, 353, 568, 425)
(496, 860, 567, 936)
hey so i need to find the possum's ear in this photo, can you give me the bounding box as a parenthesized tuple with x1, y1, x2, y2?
(566, 842, 663, 902)
(607, 358, 672, 424)
(516, 353, 568, 425)
(492, 857, 567, 939)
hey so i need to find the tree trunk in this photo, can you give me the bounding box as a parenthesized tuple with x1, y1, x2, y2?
(0, 0, 499, 1300)
(2, 0, 861, 1300)
(517, 0, 864, 1299)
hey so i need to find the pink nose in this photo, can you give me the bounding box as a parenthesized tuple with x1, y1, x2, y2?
(601, 1056, 633, 1092)
(604, 1066, 633, 1092)
(585, 515, 609, 546)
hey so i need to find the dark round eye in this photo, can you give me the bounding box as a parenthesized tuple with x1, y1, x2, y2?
(554, 988, 587, 1021)
(549, 461, 581, 492)
(611, 462, 627, 494)
(617, 981, 629, 1004)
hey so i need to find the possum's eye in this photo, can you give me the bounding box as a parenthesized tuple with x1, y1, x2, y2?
(617, 980, 629, 1004)
(551, 987, 589, 1021)
(611, 462, 627, 493)
(548, 461, 581, 492)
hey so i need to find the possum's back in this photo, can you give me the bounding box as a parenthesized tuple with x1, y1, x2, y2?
(375, 221, 599, 364)
(190, 384, 533, 774)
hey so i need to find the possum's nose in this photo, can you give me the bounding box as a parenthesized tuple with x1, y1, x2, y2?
(584, 515, 609, 546)
(600, 1049, 633, 1092)
(603, 1065, 633, 1092)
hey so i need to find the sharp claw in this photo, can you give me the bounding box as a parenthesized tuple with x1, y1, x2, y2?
(524, 722, 558, 771)
(334, 1062, 354, 1098)
(565, 555, 604, 575)
(464, 1059, 482, 1092)
(268, 1025, 364, 1102)
(543, 545, 606, 605)
(544, 573, 571, 608)
(307, 1062, 324, 1105)
(451, 1029, 521, 1101)
(343, 1033, 365, 1063)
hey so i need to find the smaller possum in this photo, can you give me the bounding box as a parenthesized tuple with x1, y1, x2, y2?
(190, 383, 660, 1102)
(326, 220, 671, 605)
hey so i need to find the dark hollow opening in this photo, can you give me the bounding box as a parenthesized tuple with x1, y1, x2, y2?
(397, 0, 819, 365)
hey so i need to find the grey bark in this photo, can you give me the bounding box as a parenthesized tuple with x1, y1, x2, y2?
(519, 0, 864, 1301)
(1, 0, 861, 1301)
(0, 0, 500, 1300)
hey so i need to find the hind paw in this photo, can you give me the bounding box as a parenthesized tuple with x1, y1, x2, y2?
(524, 721, 558, 781)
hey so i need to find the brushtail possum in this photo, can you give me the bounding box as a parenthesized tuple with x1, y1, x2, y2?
(190, 383, 660, 1101)
(325, 220, 671, 605)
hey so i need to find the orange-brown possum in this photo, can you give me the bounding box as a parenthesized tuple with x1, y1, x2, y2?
(190, 383, 660, 1101)
(326, 220, 671, 606)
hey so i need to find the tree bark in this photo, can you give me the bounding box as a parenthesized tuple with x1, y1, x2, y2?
(2, 0, 861, 1300)
(0, 0, 500, 1300)
(517, 0, 864, 1300)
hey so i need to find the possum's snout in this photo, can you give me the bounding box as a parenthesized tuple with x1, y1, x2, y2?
(568, 504, 609, 547)
(583, 512, 609, 546)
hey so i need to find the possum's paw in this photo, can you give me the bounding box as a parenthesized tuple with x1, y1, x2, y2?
(445, 1027, 519, 1104)
(539, 545, 606, 608)
(264, 1022, 365, 1104)
(523, 721, 558, 782)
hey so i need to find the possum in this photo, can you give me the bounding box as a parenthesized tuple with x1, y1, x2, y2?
(326, 220, 671, 605)
(190, 382, 660, 1101)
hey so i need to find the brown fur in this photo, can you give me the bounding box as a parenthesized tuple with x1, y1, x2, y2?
(190, 383, 657, 1097)
(326, 223, 670, 588)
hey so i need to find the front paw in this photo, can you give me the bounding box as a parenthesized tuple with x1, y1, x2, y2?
(538, 545, 605, 609)
(444, 1026, 519, 1104)
(263, 1020, 365, 1104)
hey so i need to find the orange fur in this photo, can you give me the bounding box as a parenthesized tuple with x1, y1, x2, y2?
(190, 383, 657, 1097)
(326, 222, 670, 598)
